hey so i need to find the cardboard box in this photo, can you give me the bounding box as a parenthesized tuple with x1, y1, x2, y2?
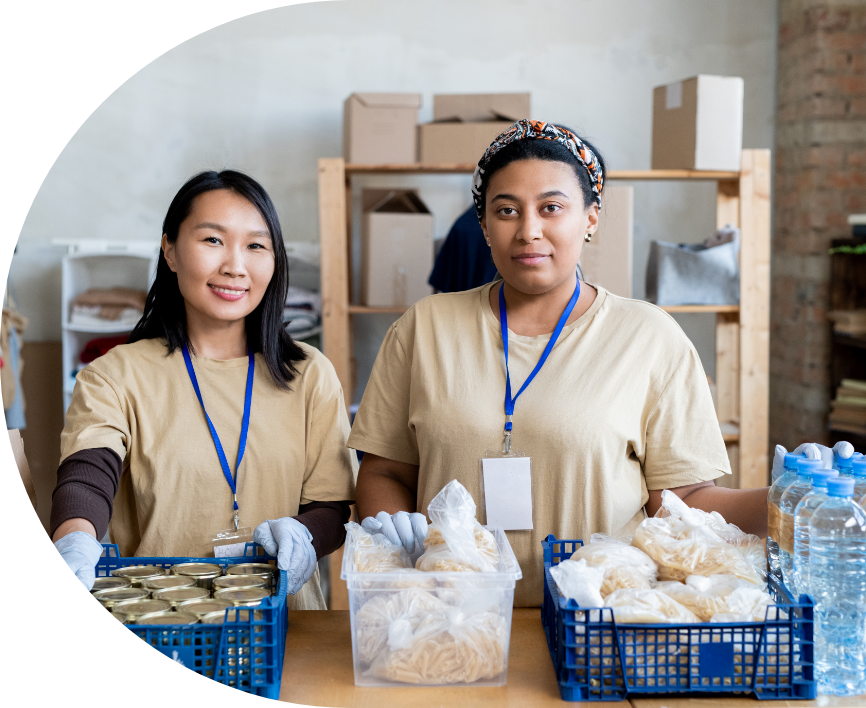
(579, 184, 634, 299)
(343, 93, 421, 164)
(419, 92, 530, 164)
(651, 76, 744, 171)
(361, 190, 434, 307)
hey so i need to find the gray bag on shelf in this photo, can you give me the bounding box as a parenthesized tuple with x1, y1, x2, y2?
(646, 224, 740, 306)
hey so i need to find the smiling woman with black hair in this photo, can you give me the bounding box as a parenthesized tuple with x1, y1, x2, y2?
(50, 170, 357, 608)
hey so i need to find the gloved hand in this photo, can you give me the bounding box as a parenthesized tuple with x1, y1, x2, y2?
(772, 441, 856, 482)
(54, 531, 104, 590)
(817, 440, 855, 470)
(253, 518, 317, 595)
(361, 511, 428, 556)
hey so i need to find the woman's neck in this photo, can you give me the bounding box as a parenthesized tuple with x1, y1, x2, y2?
(185, 305, 248, 360)
(490, 273, 596, 337)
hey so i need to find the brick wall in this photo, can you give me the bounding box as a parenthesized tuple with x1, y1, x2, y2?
(771, 0, 866, 450)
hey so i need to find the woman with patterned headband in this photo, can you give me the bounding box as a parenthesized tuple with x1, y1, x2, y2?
(347, 120, 769, 607)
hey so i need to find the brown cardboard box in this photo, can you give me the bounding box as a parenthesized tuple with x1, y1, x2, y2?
(651, 75, 744, 171)
(361, 190, 434, 307)
(419, 92, 530, 164)
(579, 184, 634, 299)
(343, 93, 422, 164)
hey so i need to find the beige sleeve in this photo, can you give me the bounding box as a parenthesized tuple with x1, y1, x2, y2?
(59, 366, 129, 464)
(300, 353, 359, 504)
(642, 348, 731, 490)
(346, 323, 419, 465)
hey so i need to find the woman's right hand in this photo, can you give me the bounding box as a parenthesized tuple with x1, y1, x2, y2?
(361, 511, 428, 556)
(53, 531, 104, 590)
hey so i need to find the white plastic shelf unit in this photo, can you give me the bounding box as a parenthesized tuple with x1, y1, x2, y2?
(55, 240, 159, 413)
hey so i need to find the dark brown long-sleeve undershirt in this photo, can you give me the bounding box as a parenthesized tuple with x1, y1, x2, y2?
(50, 448, 352, 559)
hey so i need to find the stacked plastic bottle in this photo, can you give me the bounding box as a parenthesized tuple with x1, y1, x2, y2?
(767, 452, 803, 584)
(851, 457, 866, 505)
(792, 468, 839, 599)
(809, 476, 866, 696)
(778, 457, 824, 591)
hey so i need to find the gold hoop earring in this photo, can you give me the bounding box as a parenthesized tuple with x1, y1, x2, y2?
(584, 233, 592, 243)
(486, 239, 491, 247)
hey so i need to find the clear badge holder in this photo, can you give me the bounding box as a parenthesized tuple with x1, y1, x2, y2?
(212, 510, 253, 558)
(479, 426, 534, 531)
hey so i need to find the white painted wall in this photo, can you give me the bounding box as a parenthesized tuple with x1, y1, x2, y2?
(9, 0, 778, 402)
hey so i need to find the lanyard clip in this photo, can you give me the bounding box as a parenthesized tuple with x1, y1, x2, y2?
(233, 494, 239, 531)
(503, 431, 512, 455)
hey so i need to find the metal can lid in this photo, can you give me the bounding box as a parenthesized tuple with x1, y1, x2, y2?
(179, 599, 233, 617)
(153, 587, 210, 604)
(112, 599, 173, 619)
(93, 588, 151, 607)
(213, 587, 269, 605)
(226, 563, 276, 577)
(92, 577, 132, 593)
(143, 576, 197, 591)
(115, 609, 173, 624)
(138, 612, 199, 625)
(111, 565, 167, 580)
(213, 575, 268, 590)
(170, 562, 223, 578)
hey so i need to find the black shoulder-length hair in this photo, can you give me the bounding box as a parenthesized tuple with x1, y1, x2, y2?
(128, 170, 306, 389)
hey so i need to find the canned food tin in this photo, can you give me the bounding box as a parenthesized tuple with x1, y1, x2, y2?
(93, 587, 150, 609)
(112, 599, 173, 623)
(170, 562, 223, 590)
(111, 565, 167, 587)
(226, 563, 276, 590)
(138, 612, 199, 625)
(212, 574, 268, 591)
(143, 575, 197, 592)
(91, 576, 132, 593)
(200, 608, 264, 624)
(213, 587, 269, 607)
(179, 599, 233, 618)
(152, 587, 210, 608)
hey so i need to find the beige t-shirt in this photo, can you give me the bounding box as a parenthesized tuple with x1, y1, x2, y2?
(348, 283, 730, 607)
(61, 338, 358, 610)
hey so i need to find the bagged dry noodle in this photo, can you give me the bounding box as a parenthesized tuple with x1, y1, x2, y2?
(346, 521, 413, 572)
(570, 535, 658, 597)
(656, 575, 775, 622)
(632, 490, 765, 585)
(604, 588, 700, 624)
(549, 558, 605, 607)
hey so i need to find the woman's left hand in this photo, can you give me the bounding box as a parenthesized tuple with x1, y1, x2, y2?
(253, 517, 318, 595)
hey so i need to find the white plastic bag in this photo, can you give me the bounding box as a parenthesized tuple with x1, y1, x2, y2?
(604, 588, 700, 624)
(346, 521, 413, 572)
(415, 480, 499, 572)
(549, 558, 605, 607)
(570, 537, 658, 597)
(632, 490, 765, 585)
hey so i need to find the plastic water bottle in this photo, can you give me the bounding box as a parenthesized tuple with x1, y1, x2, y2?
(792, 468, 838, 599)
(779, 457, 824, 592)
(809, 476, 866, 696)
(767, 452, 803, 583)
(851, 457, 866, 504)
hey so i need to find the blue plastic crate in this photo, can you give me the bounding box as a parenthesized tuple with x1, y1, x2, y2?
(96, 543, 288, 700)
(541, 536, 816, 702)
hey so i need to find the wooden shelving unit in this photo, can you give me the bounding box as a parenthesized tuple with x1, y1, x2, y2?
(319, 151, 770, 485)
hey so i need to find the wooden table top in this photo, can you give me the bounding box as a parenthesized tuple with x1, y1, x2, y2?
(280, 609, 866, 708)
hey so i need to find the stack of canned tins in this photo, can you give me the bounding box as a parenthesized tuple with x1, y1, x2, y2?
(91, 562, 278, 625)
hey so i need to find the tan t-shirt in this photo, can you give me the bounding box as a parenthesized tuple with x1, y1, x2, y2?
(61, 338, 358, 610)
(347, 283, 730, 607)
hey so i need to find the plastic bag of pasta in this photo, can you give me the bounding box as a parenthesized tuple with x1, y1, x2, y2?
(415, 481, 499, 572)
(366, 590, 509, 684)
(346, 521, 413, 572)
(549, 558, 605, 607)
(570, 536, 658, 597)
(604, 588, 700, 624)
(631, 490, 765, 585)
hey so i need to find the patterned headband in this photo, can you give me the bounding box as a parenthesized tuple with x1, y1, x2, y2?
(471, 119, 604, 221)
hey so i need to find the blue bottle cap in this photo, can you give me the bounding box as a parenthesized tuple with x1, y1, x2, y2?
(797, 457, 823, 473)
(853, 458, 866, 476)
(827, 476, 855, 497)
(854, 452, 864, 460)
(837, 454, 854, 470)
(811, 469, 839, 487)
(783, 453, 802, 471)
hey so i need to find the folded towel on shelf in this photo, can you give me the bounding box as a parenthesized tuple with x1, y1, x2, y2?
(283, 286, 321, 338)
(70, 288, 147, 323)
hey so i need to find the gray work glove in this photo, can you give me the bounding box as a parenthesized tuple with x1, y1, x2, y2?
(361, 511, 428, 556)
(54, 531, 104, 590)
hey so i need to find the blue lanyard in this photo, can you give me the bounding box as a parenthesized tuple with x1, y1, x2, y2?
(499, 280, 580, 451)
(182, 343, 254, 529)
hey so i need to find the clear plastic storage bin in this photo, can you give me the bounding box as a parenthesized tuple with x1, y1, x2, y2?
(341, 526, 522, 687)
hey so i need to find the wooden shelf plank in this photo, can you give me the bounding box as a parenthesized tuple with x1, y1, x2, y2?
(348, 305, 409, 314)
(661, 304, 740, 314)
(345, 164, 740, 181)
(834, 333, 866, 350)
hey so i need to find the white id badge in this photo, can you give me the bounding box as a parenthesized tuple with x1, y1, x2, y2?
(212, 526, 253, 558)
(480, 449, 533, 530)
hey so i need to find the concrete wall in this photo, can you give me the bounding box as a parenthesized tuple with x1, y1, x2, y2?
(772, 0, 866, 449)
(9, 0, 778, 403)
